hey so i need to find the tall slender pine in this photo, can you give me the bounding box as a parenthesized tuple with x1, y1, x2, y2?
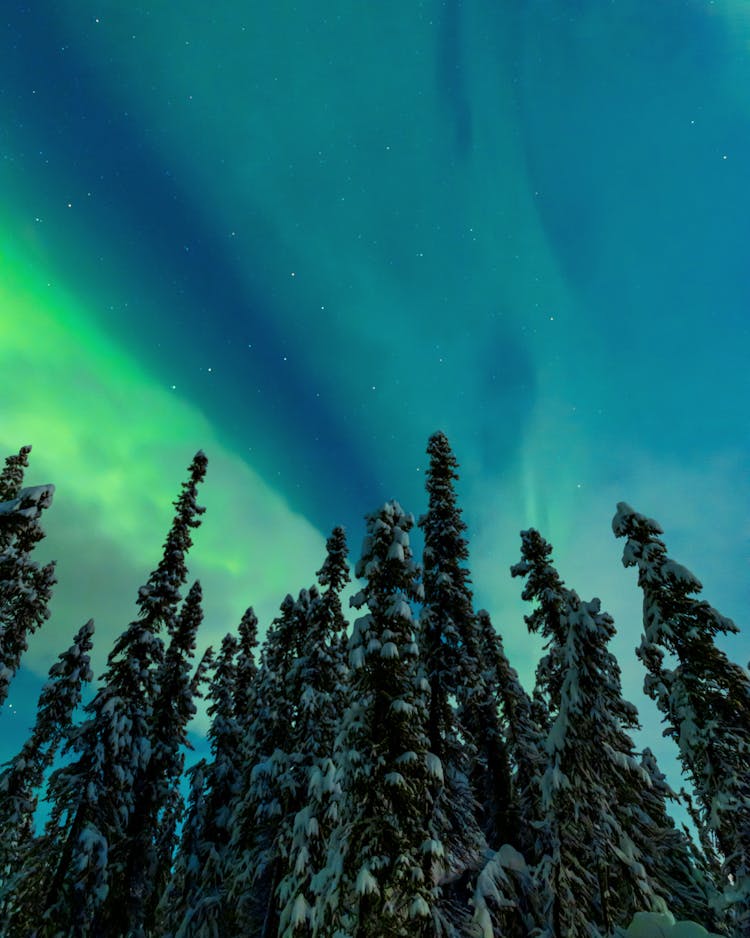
(418, 432, 507, 874)
(512, 528, 665, 936)
(316, 502, 440, 938)
(0, 620, 94, 934)
(0, 445, 56, 708)
(22, 452, 207, 937)
(613, 502, 750, 933)
(277, 527, 351, 936)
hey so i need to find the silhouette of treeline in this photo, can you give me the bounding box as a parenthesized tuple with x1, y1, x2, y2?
(0, 436, 747, 937)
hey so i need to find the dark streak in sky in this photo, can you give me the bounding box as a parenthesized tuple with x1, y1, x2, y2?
(0, 4, 381, 532)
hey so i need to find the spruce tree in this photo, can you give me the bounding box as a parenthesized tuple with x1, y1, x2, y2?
(613, 502, 750, 932)
(153, 645, 213, 937)
(0, 445, 56, 708)
(116, 580, 206, 936)
(163, 632, 242, 937)
(234, 605, 259, 730)
(418, 432, 508, 876)
(0, 619, 94, 933)
(19, 451, 208, 937)
(476, 610, 544, 860)
(628, 747, 719, 929)
(315, 501, 440, 938)
(228, 591, 307, 936)
(277, 527, 351, 936)
(156, 758, 209, 937)
(468, 611, 543, 938)
(512, 528, 664, 936)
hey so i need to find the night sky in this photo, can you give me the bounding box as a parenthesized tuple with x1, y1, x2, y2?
(2, 1, 749, 795)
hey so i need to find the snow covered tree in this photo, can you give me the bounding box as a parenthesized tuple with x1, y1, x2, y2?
(112, 579, 206, 936)
(418, 432, 505, 880)
(613, 502, 750, 933)
(234, 605, 259, 731)
(156, 758, 209, 937)
(315, 501, 442, 938)
(470, 610, 545, 938)
(418, 431, 478, 761)
(277, 526, 351, 936)
(161, 631, 243, 937)
(627, 747, 720, 930)
(13, 451, 208, 937)
(476, 610, 544, 861)
(0, 445, 56, 708)
(229, 589, 314, 937)
(512, 528, 665, 937)
(0, 619, 94, 932)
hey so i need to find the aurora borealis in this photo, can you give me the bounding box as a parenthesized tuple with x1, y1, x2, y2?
(2, 0, 749, 791)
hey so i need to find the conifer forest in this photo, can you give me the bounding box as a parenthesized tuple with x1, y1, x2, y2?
(0, 434, 748, 938)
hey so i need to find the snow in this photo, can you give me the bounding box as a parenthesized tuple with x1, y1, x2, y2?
(290, 893, 310, 927)
(0, 484, 55, 518)
(395, 751, 418, 765)
(612, 502, 663, 536)
(409, 896, 430, 918)
(387, 542, 405, 562)
(420, 838, 445, 858)
(661, 559, 702, 590)
(545, 713, 568, 753)
(355, 867, 379, 896)
(387, 598, 412, 620)
(622, 911, 723, 937)
(425, 752, 444, 782)
(380, 642, 399, 659)
(0, 498, 20, 516)
(494, 843, 527, 873)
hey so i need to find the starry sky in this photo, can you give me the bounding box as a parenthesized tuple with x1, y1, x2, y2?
(2, 1, 750, 796)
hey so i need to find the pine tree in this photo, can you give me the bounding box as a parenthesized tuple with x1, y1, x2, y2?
(163, 632, 242, 937)
(476, 611, 544, 860)
(0, 620, 94, 933)
(512, 528, 664, 936)
(234, 605, 259, 731)
(152, 646, 213, 937)
(277, 527, 351, 936)
(18, 451, 207, 937)
(418, 432, 477, 762)
(628, 747, 719, 928)
(613, 502, 750, 933)
(418, 431, 507, 887)
(315, 501, 440, 938)
(467, 611, 543, 938)
(116, 580, 206, 936)
(0, 445, 56, 708)
(228, 591, 307, 936)
(156, 758, 209, 937)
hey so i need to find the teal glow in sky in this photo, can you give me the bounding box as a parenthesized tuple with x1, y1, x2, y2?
(1, 2, 749, 781)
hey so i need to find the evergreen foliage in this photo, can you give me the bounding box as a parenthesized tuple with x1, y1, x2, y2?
(119, 579, 207, 936)
(277, 527, 350, 937)
(613, 502, 750, 933)
(315, 501, 441, 938)
(1, 437, 748, 938)
(8, 452, 208, 937)
(168, 632, 243, 937)
(0, 619, 94, 933)
(228, 592, 306, 936)
(0, 445, 56, 708)
(512, 528, 696, 936)
(418, 432, 508, 874)
(234, 606, 259, 730)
